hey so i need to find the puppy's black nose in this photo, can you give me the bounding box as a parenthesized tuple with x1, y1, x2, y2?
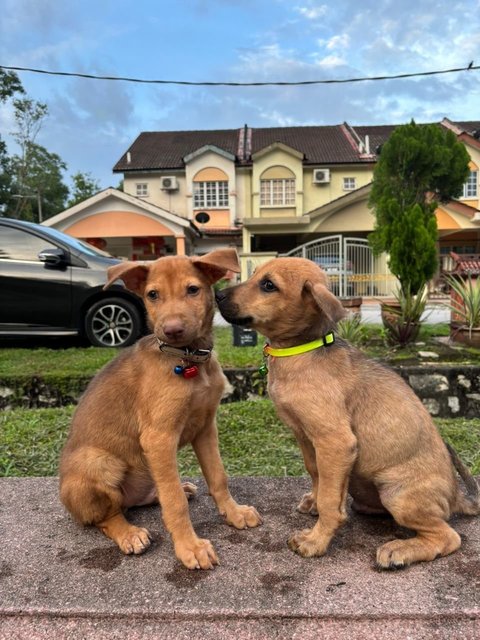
(215, 290, 227, 303)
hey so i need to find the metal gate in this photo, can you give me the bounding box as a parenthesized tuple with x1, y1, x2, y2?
(283, 235, 396, 297)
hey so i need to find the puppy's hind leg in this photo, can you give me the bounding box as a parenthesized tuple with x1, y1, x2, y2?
(376, 483, 461, 569)
(60, 448, 151, 555)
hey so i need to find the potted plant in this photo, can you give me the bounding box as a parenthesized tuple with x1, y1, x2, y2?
(444, 274, 480, 348)
(380, 285, 429, 347)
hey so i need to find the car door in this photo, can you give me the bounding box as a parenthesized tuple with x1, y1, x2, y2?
(0, 224, 73, 329)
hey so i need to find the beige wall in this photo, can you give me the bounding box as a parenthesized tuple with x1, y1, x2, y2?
(123, 172, 188, 218)
(310, 199, 375, 233)
(303, 165, 373, 213)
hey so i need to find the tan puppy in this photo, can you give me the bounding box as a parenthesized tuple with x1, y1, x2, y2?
(60, 249, 261, 570)
(216, 257, 479, 569)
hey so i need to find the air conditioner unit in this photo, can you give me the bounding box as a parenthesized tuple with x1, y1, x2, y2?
(313, 169, 330, 184)
(160, 176, 178, 190)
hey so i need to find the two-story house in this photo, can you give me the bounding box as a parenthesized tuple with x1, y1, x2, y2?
(45, 118, 480, 295)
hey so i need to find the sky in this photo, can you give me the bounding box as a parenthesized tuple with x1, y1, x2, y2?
(1, 0, 479, 192)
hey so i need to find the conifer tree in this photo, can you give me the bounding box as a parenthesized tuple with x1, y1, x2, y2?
(369, 120, 470, 294)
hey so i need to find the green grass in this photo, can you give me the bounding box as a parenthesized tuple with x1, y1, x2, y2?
(0, 346, 118, 380)
(1, 400, 478, 478)
(0, 323, 472, 381)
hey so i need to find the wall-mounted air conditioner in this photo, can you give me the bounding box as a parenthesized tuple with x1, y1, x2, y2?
(160, 176, 178, 190)
(313, 169, 330, 184)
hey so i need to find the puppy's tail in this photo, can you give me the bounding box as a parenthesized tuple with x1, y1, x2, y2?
(446, 442, 480, 516)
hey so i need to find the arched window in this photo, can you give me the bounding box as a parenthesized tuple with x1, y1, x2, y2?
(193, 168, 229, 209)
(260, 166, 295, 207)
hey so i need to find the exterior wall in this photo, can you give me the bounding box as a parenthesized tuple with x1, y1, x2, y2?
(303, 165, 374, 214)
(123, 172, 188, 218)
(310, 199, 375, 233)
(236, 168, 251, 225)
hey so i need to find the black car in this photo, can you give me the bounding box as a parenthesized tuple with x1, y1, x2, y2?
(0, 217, 146, 347)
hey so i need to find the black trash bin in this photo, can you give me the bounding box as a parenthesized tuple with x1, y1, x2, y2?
(232, 325, 258, 347)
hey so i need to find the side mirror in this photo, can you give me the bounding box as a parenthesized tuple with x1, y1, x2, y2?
(38, 247, 68, 267)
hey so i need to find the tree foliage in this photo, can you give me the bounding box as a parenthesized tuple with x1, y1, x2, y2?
(0, 71, 24, 213)
(10, 143, 69, 221)
(0, 69, 24, 103)
(369, 120, 471, 294)
(68, 172, 100, 207)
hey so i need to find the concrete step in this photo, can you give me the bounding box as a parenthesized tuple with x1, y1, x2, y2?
(0, 477, 478, 639)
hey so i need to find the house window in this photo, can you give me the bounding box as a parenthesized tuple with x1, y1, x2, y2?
(260, 179, 296, 206)
(462, 171, 478, 198)
(136, 183, 148, 197)
(343, 177, 356, 191)
(193, 181, 229, 208)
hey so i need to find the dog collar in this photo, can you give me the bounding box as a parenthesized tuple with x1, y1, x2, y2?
(263, 332, 335, 358)
(157, 341, 212, 378)
(259, 332, 335, 376)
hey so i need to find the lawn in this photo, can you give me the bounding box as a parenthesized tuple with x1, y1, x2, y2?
(0, 323, 476, 381)
(1, 399, 479, 477)
(1, 322, 479, 478)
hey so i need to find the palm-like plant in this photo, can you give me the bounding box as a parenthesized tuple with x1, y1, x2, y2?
(444, 274, 480, 337)
(381, 284, 429, 346)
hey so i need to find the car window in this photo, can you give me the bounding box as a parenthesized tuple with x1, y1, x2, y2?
(0, 226, 58, 261)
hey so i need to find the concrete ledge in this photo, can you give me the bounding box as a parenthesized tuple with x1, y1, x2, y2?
(0, 477, 479, 639)
(2, 363, 480, 417)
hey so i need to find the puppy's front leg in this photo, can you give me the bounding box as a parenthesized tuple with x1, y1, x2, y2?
(192, 421, 262, 529)
(289, 429, 357, 558)
(296, 436, 319, 515)
(141, 431, 218, 570)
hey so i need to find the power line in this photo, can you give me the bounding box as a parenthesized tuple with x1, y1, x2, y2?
(0, 62, 478, 87)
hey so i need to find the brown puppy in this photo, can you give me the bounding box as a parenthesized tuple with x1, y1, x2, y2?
(59, 249, 261, 570)
(216, 257, 479, 569)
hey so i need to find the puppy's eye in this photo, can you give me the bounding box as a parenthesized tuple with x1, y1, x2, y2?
(146, 290, 158, 301)
(187, 285, 200, 296)
(260, 279, 277, 293)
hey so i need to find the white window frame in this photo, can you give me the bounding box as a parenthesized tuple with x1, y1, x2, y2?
(343, 177, 356, 191)
(193, 181, 229, 209)
(260, 178, 296, 207)
(136, 183, 149, 197)
(462, 171, 478, 198)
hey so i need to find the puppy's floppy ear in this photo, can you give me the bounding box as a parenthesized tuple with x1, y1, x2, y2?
(303, 280, 347, 324)
(192, 248, 240, 284)
(104, 261, 150, 296)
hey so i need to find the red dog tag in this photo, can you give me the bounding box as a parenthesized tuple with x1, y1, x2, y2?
(182, 365, 199, 379)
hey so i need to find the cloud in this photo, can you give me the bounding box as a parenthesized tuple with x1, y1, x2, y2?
(295, 4, 328, 20)
(1, 0, 479, 194)
(326, 34, 350, 51)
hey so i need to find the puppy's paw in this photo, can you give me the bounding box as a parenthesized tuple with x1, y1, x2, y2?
(297, 492, 318, 515)
(118, 526, 152, 555)
(288, 528, 329, 558)
(223, 504, 263, 529)
(175, 537, 219, 570)
(182, 481, 198, 500)
(376, 540, 411, 570)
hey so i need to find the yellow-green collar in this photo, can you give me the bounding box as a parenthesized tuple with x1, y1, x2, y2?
(263, 332, 335, 358)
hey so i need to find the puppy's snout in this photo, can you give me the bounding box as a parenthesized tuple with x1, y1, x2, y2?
(163, 319, 185, 341)
(215, 290, 227, 304)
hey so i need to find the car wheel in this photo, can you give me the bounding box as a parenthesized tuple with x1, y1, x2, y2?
(85, 297, 141, 347)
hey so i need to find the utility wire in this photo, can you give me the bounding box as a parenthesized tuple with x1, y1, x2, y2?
(0, 62, 478, 87)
